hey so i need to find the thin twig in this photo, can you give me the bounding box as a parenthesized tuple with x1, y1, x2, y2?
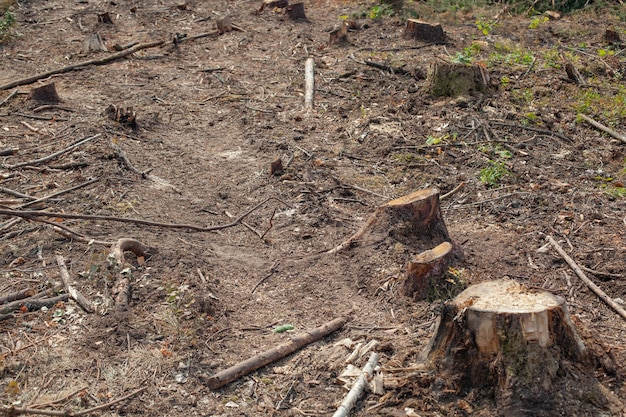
(16, 178, 99, 209)
(0, 197, 288, 232)
(0, 41, 165, 90)
(251, 260, 280, 294)
(546, 235, 626, 322)
(5, 134, 102, 169)
(440, 182, 466, 200)
(489, 120, 573, 143)
(578, 114, 626, 144)
(0, 89, 18, 107)
(260, 207, 277, 239)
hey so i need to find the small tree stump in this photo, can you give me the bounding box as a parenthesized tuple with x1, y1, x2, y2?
(420, 279, 622, 415)
(329, 188, 461, 257)
(329, 22, 349, 46)
(286, 2, 307, 21)
(28, 83, 62, 104)
(216, 17, 232, 34)
(404, 19, 446, 43)
(404, 241, 456, 300)
(424, 62, 492, 97)
(258, 0, 288, 13)
(82, 33, 107, 53)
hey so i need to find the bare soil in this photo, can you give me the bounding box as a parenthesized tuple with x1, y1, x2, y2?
(0, 0, 625, 416)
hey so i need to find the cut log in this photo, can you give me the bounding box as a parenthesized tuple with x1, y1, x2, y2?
(403, 241, 456, 300)
(286, 2, 307, 21)
(28, 83, 62, 104)
(420, 279, 622, 416)
(329, 188, 460, 257)
(404, 19, 446, 43)
(424, 62, 492, 97)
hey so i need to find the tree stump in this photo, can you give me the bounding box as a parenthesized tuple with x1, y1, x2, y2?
(329, 22, 349, 47)
(404, 241, 457, 300)
(404, 19, 446, 43)
(286, 2, 307, 21)
(420, 279, 622, 416)
(329, 188, 461, 256)
(424, 62, 492, 97)
(28, 83, 62, 103)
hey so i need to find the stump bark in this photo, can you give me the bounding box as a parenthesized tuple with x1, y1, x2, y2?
(425, 62, 492, 97)
(403, 241, 456, 300)
(420, 279, 622, 416)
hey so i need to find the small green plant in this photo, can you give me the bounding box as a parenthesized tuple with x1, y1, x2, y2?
(528, 15, 549, 29)
(368, 4, 394, 20)
(500, 76, 510, 87)
(475, 15, 497, 35)
(452, 43, 481, 65)
(479, 160, 510, 187)
(597, 48, 615, 58)
(0, 10, 15, 43)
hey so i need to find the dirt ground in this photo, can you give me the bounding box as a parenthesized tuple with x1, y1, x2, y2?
(0, 0, 625, 415)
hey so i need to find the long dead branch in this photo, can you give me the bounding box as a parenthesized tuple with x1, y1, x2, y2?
(332, 352, 379, 417)
(5, 134, 102, 169)
(0, 41, 165, 90)
(546, 235, 626, 321)
(207, 317, 346, 389)
(489, 120, 573, 143)
(578, 113, 626, 144)
(16, 178, 98, 209)
(0, 386, 146, 416)
(0, 197, 285, 232)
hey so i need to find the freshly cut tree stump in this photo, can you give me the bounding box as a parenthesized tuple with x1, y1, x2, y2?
(425, 62, 492, 97)
(28, 83, 62, 103)
(420, 279, 621, 416)
(404, 19, 446, 43)
(286, 2, 307, 20)
(329, 22, 349, 46)
(404, 241, 455, 300)
(329, 188, 460, 256)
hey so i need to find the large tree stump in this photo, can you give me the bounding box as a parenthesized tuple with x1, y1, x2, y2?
(329, 188, 459, 256)
(420, 279, 622, 416)
(424, 62, 492, 97)
(404, 19, 446, 43)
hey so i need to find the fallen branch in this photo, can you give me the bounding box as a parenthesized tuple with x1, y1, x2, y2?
(489, 120, 573, 143)
(0, 41, 165, 90)
(109, 238, 154, 309)
(0, 197, 287, 232)
(0, 294, 68, 315)
(304, 57, 315, 111)
(5, 134, 102, 169)
(207, 316, 346, 389)
(0, 386, 146, 416)
(56, 255, 94, 313)
(332, 352, 379, 417)
(0, 89, 18, 107)
(16, 178, 99, 209)
(578, 114, 626, 144)
(546, 235, 626, 321)
(0, 288, 36, 305)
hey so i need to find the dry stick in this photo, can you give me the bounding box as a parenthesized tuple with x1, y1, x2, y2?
(0, 89, 18, 107)
(578, 114, 626, 144)
(47, 221, 114, 246)
(251, 260, 280, 294)
(440, 181, 466, 200)
(5, 134, 102, 169)
(332, 352, 379, 417)
(207, 316, 346, 389)
(0, 186, 39, 201)
(0, 288, 36, 305)
(304, 57, 315, 111)
(0, 386, 146, 417)
(0, 294, 68, 315)
(489, 120, 574, 143)
(546, 235, 626, 321)
(0, 197, 285, 233)
(0, 41, 165, 90)
(16, 178, 99, 209)
(55, 255, 94, 313)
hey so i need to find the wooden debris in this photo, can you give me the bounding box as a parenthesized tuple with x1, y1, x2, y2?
(207, 316, 346, 389)
(578, 113, 626, 144)
(105, 104, 137, 128)
(404, 19, 446, 43)
(565, 61, 585, 85)
(258, 0, 288, 13)
(97, 12, 113, 24)
(0, 40, 164, 90)
(546, 235, 626, 321)
(425, 62, 492, 97)
(270, 158, 284, 176)
(421, 279, 620, 414)
(5, 133, 101, 169)
(404, 241, 455, 300)
(28, 83, 62, 104)
(216, 17, 232, 34)
(82, 33, 107, 53)
(329, 22, 349, 46)
(304, 57, 314, 110)
(110, 238, 153, 310)
(0, 88, 18, 107)
(56, 255, 94, 313)
(332, 352, 379, 417)
(286, 2, 307, 20)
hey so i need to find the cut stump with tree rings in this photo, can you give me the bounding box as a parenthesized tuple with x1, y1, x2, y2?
(419, 279, 622, 416)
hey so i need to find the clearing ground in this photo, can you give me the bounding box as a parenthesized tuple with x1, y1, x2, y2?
(0, 0, 625, 416)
